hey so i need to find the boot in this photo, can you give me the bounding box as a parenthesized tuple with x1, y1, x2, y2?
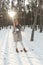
(23, 48, 27, 52)
(16, 48, 19, 53)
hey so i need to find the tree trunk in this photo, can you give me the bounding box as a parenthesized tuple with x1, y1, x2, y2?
(31, 8, 38, 41)
(40, 14, 42, 32)
(31, 0, 42, 41)
(39, 8, 42, 33)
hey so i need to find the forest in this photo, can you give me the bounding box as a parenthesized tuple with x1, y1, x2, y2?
(0, 0, 43, 27)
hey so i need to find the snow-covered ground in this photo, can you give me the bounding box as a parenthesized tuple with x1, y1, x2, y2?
(0, 26, 43, 65)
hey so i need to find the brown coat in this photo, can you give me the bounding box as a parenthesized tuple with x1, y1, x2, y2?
(13, 30, 22, 42)
(13, 21, 24, 42)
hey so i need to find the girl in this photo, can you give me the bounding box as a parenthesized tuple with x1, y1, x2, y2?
(13, 19, 27, 53)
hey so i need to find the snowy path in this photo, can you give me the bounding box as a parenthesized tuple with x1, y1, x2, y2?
(0, 27, 43, 65)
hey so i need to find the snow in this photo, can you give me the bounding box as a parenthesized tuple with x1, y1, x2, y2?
(0, 26, 43, 65)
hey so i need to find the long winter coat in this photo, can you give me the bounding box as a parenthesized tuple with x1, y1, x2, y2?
(13, 25, 24, 42)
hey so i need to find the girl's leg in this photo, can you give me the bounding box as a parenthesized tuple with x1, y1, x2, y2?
(15, 41, 19, 52)
(20, 41, 27, 52)
(15, 42, 17, 49)
(20, 41, 24, 48)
